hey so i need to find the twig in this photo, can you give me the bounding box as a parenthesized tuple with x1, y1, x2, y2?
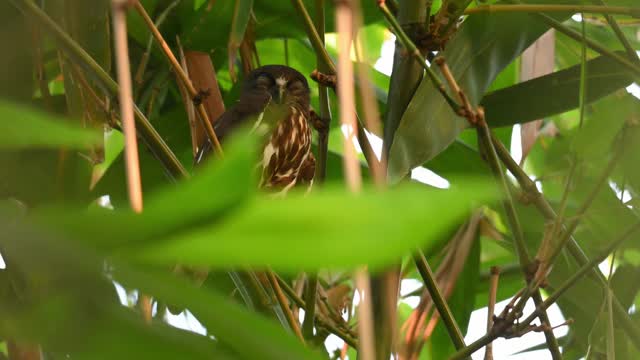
(414, 251, 467, 351)
(353, 0, 386, 185)
(465, 4, 640, 16)
(484, 267, 500, 360)
(302, 274, 318, 339)
(335, 1, 372, 357)
(134, 0, 181, 87)
(133, 1, 223, 157)
(266, 270, 305, 343)
(10, 0, 188, 179)
(113, 0, 149, 324)
(312, 0, 332, 183)
(112, 0, 143, 214)
(290, 0, 336, 74)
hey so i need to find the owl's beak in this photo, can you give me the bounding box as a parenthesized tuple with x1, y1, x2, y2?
(271, 85, 285, 104)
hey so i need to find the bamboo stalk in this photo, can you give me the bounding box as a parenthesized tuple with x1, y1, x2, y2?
(413, 251, 466, 351)
(112, 0, 143, 213)
(266, 270, 305, 343)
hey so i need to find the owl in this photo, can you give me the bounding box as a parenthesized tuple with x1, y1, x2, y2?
(196, 65, 315, 191)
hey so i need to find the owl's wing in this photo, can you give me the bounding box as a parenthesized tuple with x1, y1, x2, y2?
(194, 91, 272, 165)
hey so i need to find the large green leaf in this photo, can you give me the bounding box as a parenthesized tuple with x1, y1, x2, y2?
(0, 217, 318, 360)
(483, 53, 636, 128)
(387, 0, 580, 182)
(129, 180, 499, 272)
(30, 132, 256, 250)
(0, 99, 100, 149)
(0, 219, 229, 360)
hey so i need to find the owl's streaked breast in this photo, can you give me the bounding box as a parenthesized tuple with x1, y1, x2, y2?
(259, 106, 314, 191)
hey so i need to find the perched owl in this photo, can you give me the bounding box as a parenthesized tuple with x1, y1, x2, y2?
(196, 65, 315, 191)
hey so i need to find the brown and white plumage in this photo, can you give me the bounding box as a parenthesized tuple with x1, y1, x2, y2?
(196, 65, 315, 191)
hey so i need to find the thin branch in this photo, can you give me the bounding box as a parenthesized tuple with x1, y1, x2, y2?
(290, 0, 336, 74)
(133, 1, 223, 157)
(134, 0, 181, 87)
(302, 274, 318, 339)
(484, 267, 499, 360)
(414, 251, 466, 351)
(312, 0, 332, 183)
(465, 4, 640, 17)
(266, 270, 305, 343)
(112, 0, 143, 213)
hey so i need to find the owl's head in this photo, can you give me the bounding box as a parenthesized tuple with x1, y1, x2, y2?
(243, 65, 310, 110)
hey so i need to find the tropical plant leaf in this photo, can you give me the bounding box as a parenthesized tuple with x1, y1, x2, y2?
(0, 99, 100, 149)
(129, 180, 499, 272)
(387, 0, 581, 182)
(483, 53, 636, 128)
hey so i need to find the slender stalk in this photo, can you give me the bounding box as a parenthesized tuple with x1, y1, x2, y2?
(353, 0, 386, 185)
(134, 0, 181, 87)
(476, 112, 561, 358)
(484, 267, 499, 360)
(450, 334, 497, 360)
(112, 0, 143, 214)
(10, 0, 188, 179)
(335, 1, 373, 357)
(313, 0, 332, 183)
(301, 274, 318, 339)
(133, 1, 223, 157)
(290, 0, 336, 74)
(113, 0, 148, 324)
(414, 251, 466, 351)
(266, 270, 305, 343)
(335, 0, 362, 192)
(544, 150, 621, 272)
(465, 4, 640, 16)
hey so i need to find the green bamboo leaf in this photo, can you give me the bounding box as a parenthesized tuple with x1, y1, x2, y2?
(129, 180, 499, 272)
(387, 0, 580, 182)
(0, 100, 100, 149)
(482, 53, 635, 128)
(0, 220, 230, 360)
(28, 132, 256, 249)
(113, 263, 323, 360)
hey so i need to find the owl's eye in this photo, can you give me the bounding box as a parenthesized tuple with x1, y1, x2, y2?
(287, 80, 305, 91)
(255, 73, 274, 89)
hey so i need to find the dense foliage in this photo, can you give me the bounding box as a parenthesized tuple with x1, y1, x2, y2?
(1, 0, 640, 359)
